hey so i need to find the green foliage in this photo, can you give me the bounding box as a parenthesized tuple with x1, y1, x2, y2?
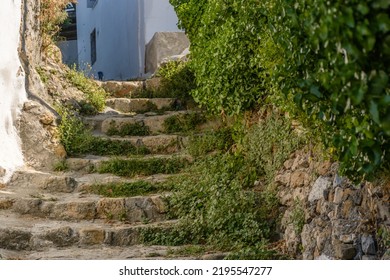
(171, 0, 390, 181)
(170, 0, 269, 115)
(163, 112, 207, 133)
(53, 160, 68, 171)
(135, 60, 196, 102)
(187, 128, 234, 157)
(57, 106, 90, 155)
(97, 157, 190, 177)
(141, 114, 301, 254)
(166, 153, 274, 250)
(57, 106, 149, 156)
(36, 67, 49, 84)
(66, 66, 107, 114)
(266, 0, 390, 181)
(107, 122, 151, 137)
(243, 112, 307, 184)
(290, 199, 305, 235)
(87, 181, 172, 197)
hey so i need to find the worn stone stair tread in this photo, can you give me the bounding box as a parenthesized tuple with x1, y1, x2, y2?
(84, 110, 191, 134)
(91, 133, 189, 153)
(0, 245, 207, 260)
(0, 213, 178, 252)
(0, 185, 169, 222)
(106, 97, 176, 113)
(65, 153, 192, 173)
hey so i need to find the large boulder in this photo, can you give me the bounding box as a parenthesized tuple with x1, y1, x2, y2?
(145, 32, 190, 74)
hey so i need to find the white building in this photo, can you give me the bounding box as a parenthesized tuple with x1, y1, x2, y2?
(74, 0, 181, 80)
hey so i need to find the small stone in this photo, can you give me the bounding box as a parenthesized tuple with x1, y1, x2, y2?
(79, 228, 105, 245)
(361, 234, 376, 255)
(341, 199, 354, 217)
(333, 187, 344, 204)
(97, 198, 126, 220)
(340, 234, 356, 244)
(42, 176, 77, 193)
(274, 172, 291, 186)
(334, 242, 356, 259)
(290, 170, 310, 188)
(202, 253, 227, 260)
(333, 174, 343, 187)
(283, 159, 294, 170)
(308, 176, 332, 202)
(39, 113, 54, 125)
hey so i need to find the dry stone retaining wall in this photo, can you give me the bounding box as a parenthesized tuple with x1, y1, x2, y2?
(276, 150, 390, 260)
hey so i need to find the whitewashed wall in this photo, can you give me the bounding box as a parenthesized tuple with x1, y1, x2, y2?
(76, 0, 180, 80)
(77, 0, 140, 80)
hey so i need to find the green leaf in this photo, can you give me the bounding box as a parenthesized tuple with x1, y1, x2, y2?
(369, 100, 380, 124)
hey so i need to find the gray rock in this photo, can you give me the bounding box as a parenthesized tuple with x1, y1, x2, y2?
(361, 234, 376, 255)
(145, 32, 190, 74)
(0, 228, 32, 250)
(334, 242, 356, 259)
(333, 187, 344, 204)
(308, 177, 332, 202)
(333, 174, 343, 187)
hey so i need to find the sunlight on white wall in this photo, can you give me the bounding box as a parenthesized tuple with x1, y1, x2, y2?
(0, 0, 27, 183)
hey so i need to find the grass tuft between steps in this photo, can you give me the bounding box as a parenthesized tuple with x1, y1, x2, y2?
(97, 157, 191, 177)
(86, 181, 174, 197)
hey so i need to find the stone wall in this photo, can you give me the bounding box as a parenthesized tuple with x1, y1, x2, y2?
(276, 150, 390, 260)
(19, 0, 66, 170)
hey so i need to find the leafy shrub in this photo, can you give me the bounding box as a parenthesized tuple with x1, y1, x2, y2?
(163, 112, 207, 133)
(57, 106, 90, 155)
(266, 0, 390, 181)
(171, 0, 390, 181)
(187, 128, 234, 157)
(135, 60, 196, 101)
(244, 112, 307, 184)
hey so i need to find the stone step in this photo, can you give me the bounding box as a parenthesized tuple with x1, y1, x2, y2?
(0, 214, 176, 252)
(6, 169, 77, 194)
(84, 111, 188, 135)
(91, 134, 189, 154)
(65, 153, 192, 174)
(97, 78, 161, 98)
(106, 98, 177, 113)
(0, 245, 191, 260)
(0, 188, 168, 223)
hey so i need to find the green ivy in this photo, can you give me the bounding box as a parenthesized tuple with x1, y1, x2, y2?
(171, 0, 390, 181)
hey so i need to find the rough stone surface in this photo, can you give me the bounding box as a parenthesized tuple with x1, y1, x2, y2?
(145, 32, 190, 74)
(277, 149, 389, 260)
(361, 234, 376, 255)
(308, 177, 332, 202)
(106, 98, 175, 113)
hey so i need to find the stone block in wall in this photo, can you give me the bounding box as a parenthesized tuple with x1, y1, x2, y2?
(145, 32, 190, 74)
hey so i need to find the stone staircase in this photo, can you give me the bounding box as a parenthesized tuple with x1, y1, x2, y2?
(0, 80, 223, 260)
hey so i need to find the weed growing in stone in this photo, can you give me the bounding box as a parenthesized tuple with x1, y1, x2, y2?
(66, 66, 106, 114)
(87, 181, 173, 197)
(97, 157, 190, 177)
(107, 122, 151, 137)
(163, 113, 207, 134)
